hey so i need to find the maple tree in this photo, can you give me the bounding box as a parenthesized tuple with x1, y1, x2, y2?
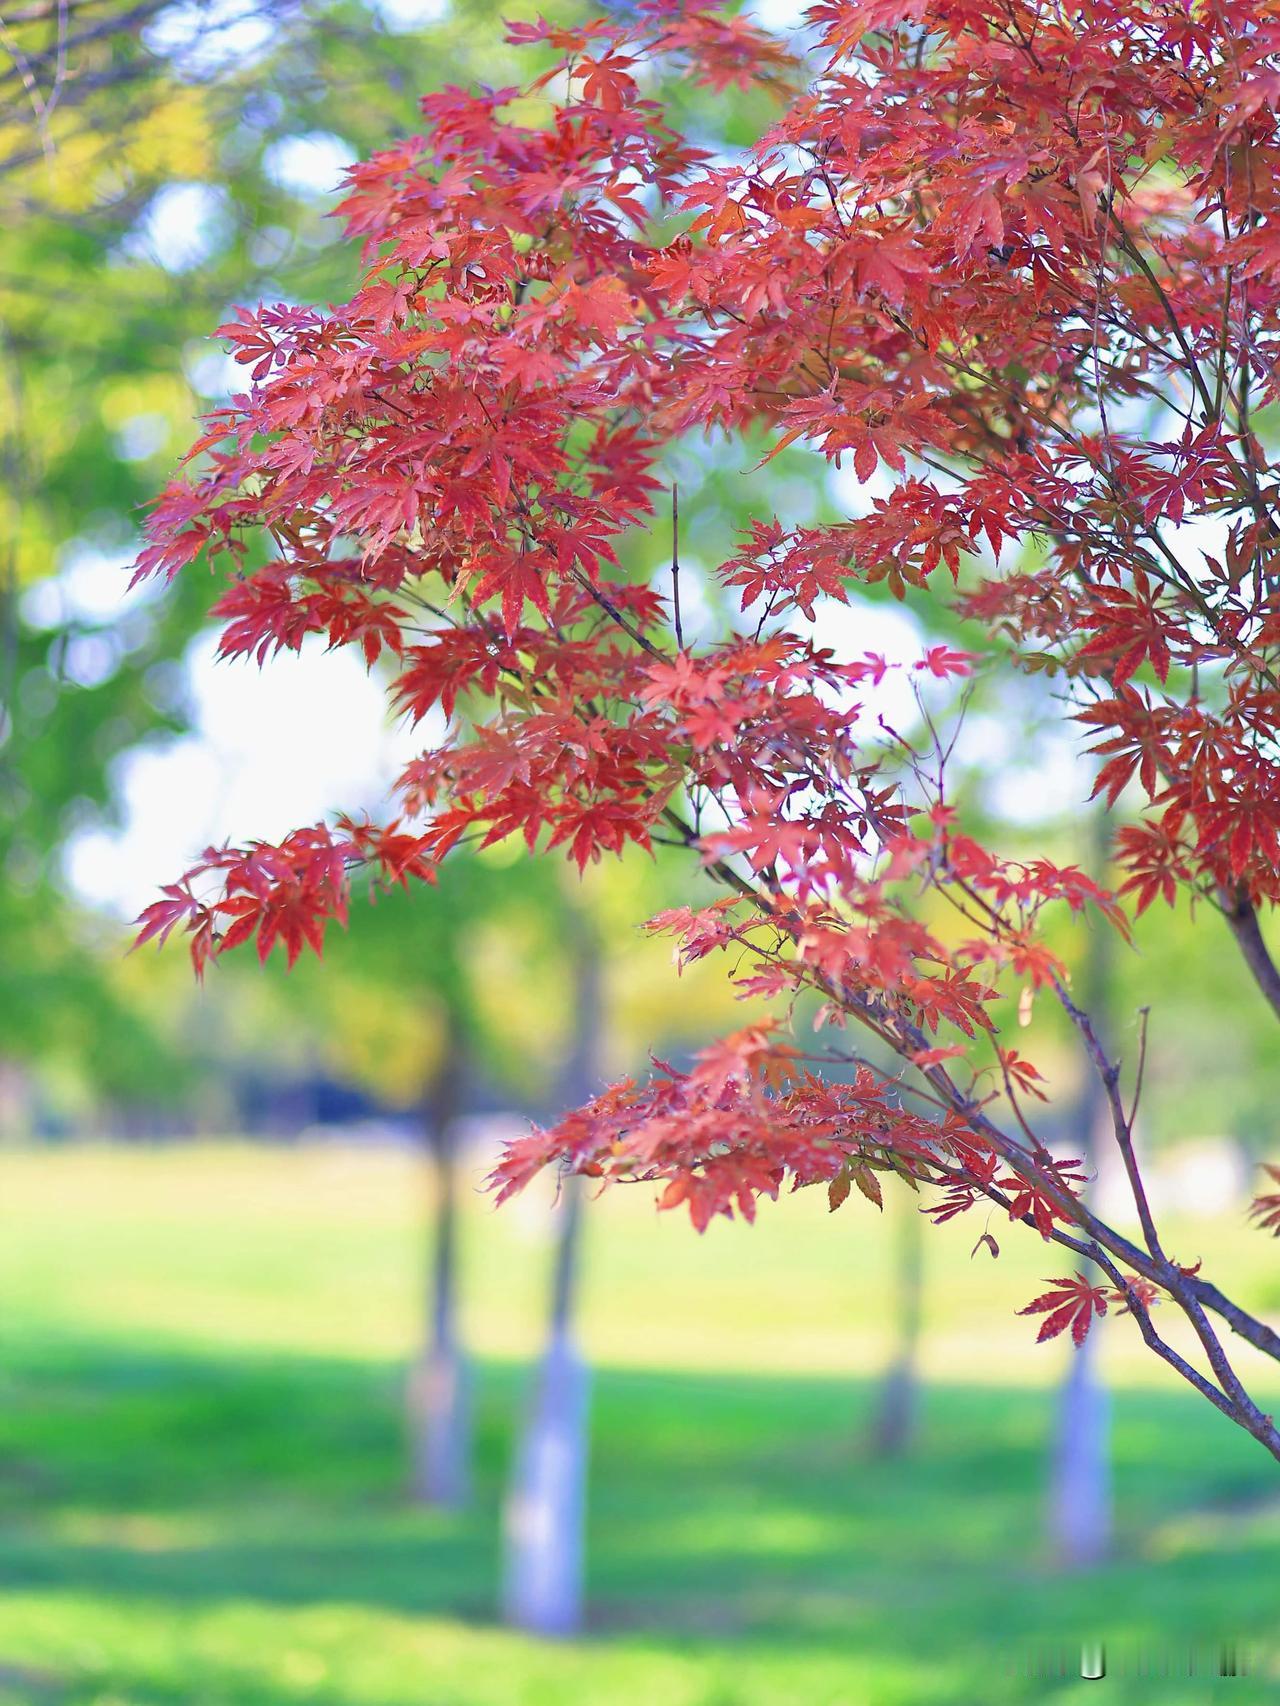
(137, 0, 1280, 1459)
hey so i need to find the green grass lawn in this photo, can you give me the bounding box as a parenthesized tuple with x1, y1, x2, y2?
(0, 1140, 1278, 1704)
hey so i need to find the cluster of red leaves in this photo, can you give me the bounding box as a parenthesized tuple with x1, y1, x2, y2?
(1019, 1271, 1169, 1346)
(134, 818, 434, 975)
(135, 0, 1280, 1325)
(1248, 1165, 1280, 1236)
(494, 1020, 961, 1232)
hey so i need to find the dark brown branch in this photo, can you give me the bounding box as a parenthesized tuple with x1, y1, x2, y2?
(938, 1161, 1280, 1461)
(569, 569, 667, 661)
(1093, 1255, 1268, 1445)
(1189, 1276, 1280, 1365)
(1218, 884, 1280, 1025)
(670, 483, 683, 652)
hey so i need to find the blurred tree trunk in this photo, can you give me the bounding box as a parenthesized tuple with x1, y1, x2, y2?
(502, 916, 598, 1637)
(407, 1012, 471, 1508)
(1049, 1306, 1110, 1565)
(869, 1188, 924, 1455)
(1047, 814, 1112, 1567)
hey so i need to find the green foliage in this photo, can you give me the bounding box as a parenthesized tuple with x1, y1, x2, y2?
(0, 2, 537, 1103)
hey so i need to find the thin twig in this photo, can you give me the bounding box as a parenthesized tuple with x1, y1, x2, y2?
(670, 481, 684, 652)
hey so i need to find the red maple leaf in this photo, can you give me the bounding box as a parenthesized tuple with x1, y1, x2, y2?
(1018, 1272, 1109, 1346)
(1248, 1165, 1280, 1237)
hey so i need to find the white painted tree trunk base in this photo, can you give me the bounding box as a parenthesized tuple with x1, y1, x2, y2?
(869, 1358, 919, 1457)
(407, 1339, 472, 1509)
(502, 1331, 590, 1637)
(1048, 1332, 1111, 1568)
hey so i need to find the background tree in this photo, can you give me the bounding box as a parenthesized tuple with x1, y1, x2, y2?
(1046, 814, 1114, 1567)
(868, 1185, 925, 1458)
(502, 896, 600, 1637)
(0, 0, 548, 1114)
(285, 848, 572, 1507)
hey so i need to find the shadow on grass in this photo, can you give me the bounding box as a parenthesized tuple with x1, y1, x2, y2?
(0, 1334, 1277, 1703)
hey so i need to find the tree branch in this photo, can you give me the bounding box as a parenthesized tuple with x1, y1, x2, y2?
(1218, 884, 1280, 1025)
